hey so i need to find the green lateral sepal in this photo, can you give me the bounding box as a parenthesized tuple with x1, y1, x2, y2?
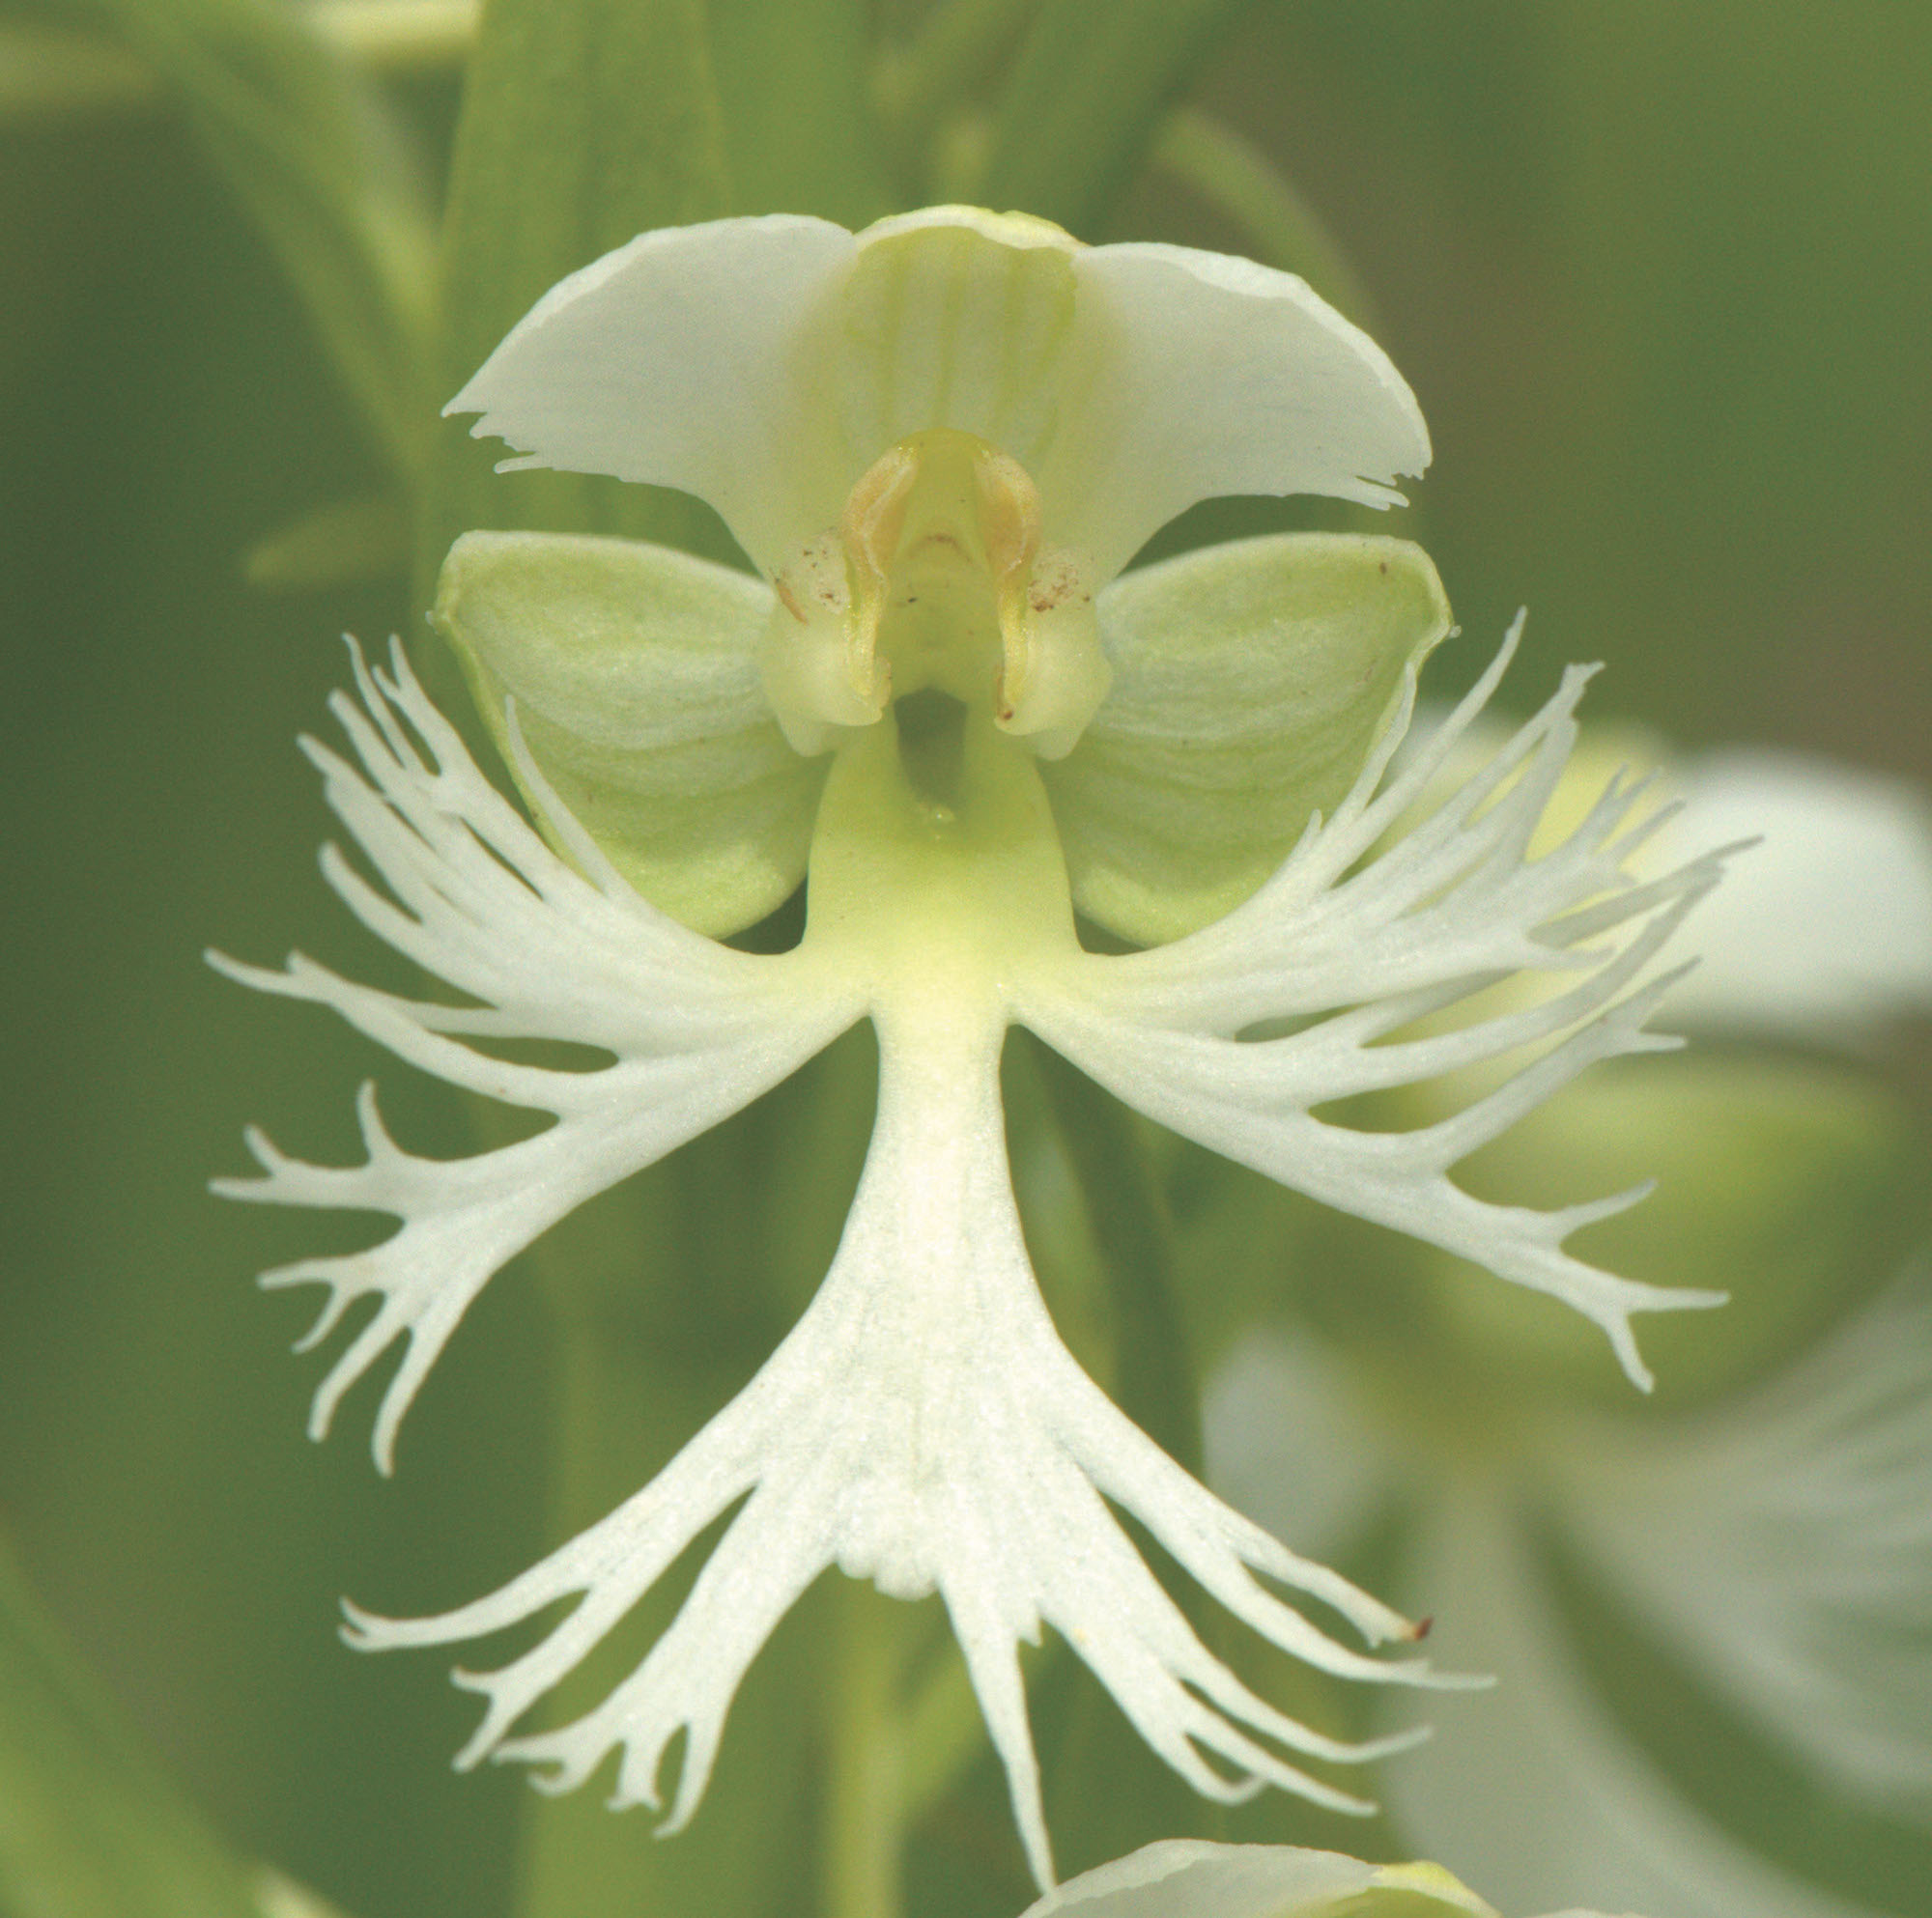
(432, 530, 825, 936)
(1043, 533, 1452, 945)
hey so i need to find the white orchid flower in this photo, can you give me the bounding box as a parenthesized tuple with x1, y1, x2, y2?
(1020, 1836, 1639, 1918)
(215, 207, 1725, 1888)
(1208, 751, 1932, 1917)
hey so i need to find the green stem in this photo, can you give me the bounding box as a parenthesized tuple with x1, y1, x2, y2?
(1034, 1041, 1202, 1475)
(823, 1582, 908, 1918)
(975, 0, 1254, 238)
(1151, 106, 1379, 327)
(895, 1634, 1006, 1823)
(871, 0, 1036, 175)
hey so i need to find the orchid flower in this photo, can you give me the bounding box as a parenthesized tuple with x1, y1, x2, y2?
(1208, 752, 1932, 1918)
(214, 207, 1725, 1888)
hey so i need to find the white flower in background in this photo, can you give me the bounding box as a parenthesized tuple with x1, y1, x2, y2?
(215, 207, 1725, 1888)
(1020, 1836, 1640, 1918)
(1656, 753, 1932, 1045)
(1208, 754, 1932, 1918)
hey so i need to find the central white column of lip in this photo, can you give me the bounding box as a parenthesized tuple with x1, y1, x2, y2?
(789, 702, 1087, 1895)
(768, 424, 1114, 1891)
(783, 421, 1100, 1548)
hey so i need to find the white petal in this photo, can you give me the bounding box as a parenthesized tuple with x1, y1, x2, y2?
(1017, 1840, 1644, 1918)
(1656, 751, 1932, 1044)
(347, 1008, 1451, 1890)
(1388, 1481, 1896, 1918)
(212, 641, 860, 1470)
(1022, 625, 1733, 1390)
(445, 215, 859, 576)
(1550, 1256, 1932, 1815)
(1019, 1840, 1377, 1918)
(447, 209, 1427, 580)
(1042, 243, 1428, 578)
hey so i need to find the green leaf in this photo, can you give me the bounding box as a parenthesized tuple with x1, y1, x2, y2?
(242, 491, 412, 589)
(707, 0, 894, 229)
(0, 1537, 263, 1918)
(79, 0, 438, 487)
(871, 0, 1034, 182)
(1042, 534, 1451, 945)
(977, 0, 1258, 237)
(431, 530, 826, 935)
(0, 19, 154, 118)
(1435, 1056, 1932, 1407)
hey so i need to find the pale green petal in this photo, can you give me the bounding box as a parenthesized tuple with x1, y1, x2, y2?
(432, 530, 825, 936)
(1042, 534, 1451, 945)
(1045, 243, 1430, 578)
(1018, 1838, 1520, 1918)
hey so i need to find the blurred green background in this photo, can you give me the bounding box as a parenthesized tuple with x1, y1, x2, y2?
(0, 4, 1926, 1915)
